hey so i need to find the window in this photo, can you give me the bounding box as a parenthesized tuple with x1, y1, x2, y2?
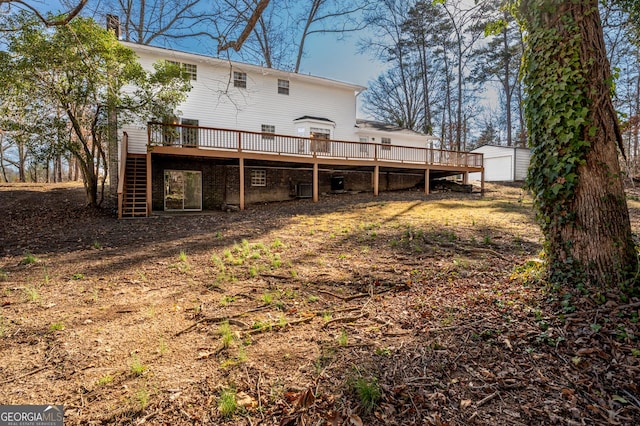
(182, 63, 197, 80)
(234, 71, 247, 88)
(278, 79, 289, 95)
(181, 118, 199, 146)
(310, 127, 331, 153)
(167, 60, 197, 80)
(251, 169, 266, 187)
(359, 136, 369, 153)
(381, 137, 391, 151)
(261, 124, 275, 141)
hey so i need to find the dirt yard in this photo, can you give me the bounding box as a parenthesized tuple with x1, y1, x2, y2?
(0, 182, 638, 425)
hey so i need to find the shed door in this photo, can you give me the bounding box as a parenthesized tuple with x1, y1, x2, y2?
(484, 156, 512, 181)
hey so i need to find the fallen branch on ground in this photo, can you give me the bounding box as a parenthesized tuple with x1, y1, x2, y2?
(174, 305, 268, 336)
(322, 313, 367, 329)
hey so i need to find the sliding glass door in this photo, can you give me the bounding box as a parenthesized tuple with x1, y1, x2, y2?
(164, 170, 202, 211)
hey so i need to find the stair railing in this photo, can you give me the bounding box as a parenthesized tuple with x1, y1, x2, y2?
(117, 132, 128, 219)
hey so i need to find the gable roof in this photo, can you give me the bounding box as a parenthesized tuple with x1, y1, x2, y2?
(471, 144, 530, 152)
(121, 41, 367, 93)
(355, 119, 439, 141)
(294, 116, 336, 124)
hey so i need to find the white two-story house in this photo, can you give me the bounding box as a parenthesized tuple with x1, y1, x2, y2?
(118, 42, 483, 217)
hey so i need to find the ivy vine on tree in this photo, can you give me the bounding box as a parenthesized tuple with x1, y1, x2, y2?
(516, 0, 638, 294)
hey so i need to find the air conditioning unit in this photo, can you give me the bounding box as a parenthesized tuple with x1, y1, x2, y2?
(296, 183, 313, 198)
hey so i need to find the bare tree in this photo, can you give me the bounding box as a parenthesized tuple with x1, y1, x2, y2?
(292, 0, 369, 72)
(218, 0, 369, 70)
(436, 0, 489, 151)
(0, 0, 88, 30)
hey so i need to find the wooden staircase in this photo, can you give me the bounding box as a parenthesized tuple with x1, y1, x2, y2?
(120, 155, 148, 218)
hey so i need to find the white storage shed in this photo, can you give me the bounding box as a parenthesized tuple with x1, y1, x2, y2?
(468, 145, 531, 182)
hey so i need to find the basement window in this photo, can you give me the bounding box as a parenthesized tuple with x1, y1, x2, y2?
(251, 169, 266, 187)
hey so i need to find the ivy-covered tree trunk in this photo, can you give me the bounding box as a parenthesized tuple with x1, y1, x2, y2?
(521, 0, 638, 291)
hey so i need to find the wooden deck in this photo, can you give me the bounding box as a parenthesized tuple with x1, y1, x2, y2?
(147, 122, 484, 171)
(120, 122, 485, 216)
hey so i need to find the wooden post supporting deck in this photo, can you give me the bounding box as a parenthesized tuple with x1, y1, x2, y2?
(239, 157, 245, 210)
(425, 168, 430, 195)
(146, 151, 152, 216)
(462, 171, 468, 185)
(373, 165, 379, 196)
(313, 162, 319, 202)
(481, 168, 485, 196)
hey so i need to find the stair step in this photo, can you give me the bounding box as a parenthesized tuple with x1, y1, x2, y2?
(120, 154, 150, 219)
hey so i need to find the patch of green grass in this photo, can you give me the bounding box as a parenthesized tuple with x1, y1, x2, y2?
(72, 273, 85, 280)
(49, 322, 65, 332)
(130, 355, 147, 376)
(308, 295, 319, 303)
(270, 253, 282, 269)
(353, 376, 381, 413)
(271, 238, 285, 249)
(237, 345, 248, 362)
(251, 319, 272, 332)
(218, 387, 237, 418)
(158, 337, 168, 355)
(277, 315, 288, 328)
(95, 374, 113, 386)
(179, 250, 188, 262)
(135, 387, 150, 409)
(20, 252, 38, 265)
(337, 329, 348, 346)
(24, 286, 40, 303)
(322, 312, 332, 322)
(375, 347, 391, 356)
(211, 254, 225, 269)
(249, 266, 259, 278)
(92, 241, 101, 249)
(261, 293, 273, 305)
(219, 295, 236, 306)
(219, 321, 234, 349)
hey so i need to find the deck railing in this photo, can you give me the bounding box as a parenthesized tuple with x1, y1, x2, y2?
(148, 122, 483, 168)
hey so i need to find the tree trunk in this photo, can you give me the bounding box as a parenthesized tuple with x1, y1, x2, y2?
(502, 11, 512, 147)
(522, 0, 638, 291)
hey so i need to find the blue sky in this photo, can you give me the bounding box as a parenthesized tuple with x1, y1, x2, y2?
(297, 33, 387, 88)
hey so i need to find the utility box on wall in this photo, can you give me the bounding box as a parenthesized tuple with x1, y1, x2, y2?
(296, 183, 313, 198)
(331, 176, 345, 192)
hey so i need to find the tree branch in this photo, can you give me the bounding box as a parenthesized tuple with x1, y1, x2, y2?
(218, 0, 270, 53)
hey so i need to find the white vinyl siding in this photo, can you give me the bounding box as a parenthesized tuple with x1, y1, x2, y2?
(122, 43, 362, 154)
